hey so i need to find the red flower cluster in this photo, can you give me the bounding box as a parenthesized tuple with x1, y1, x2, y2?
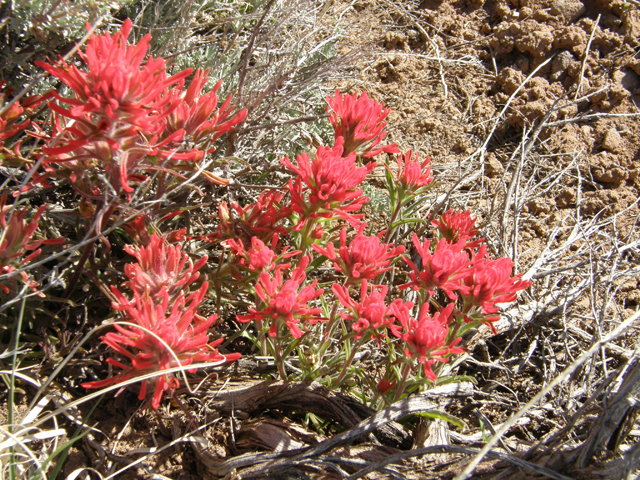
(431, 209, 483, 249)
(236, 256, 324, 338)
(401, 211, 531, 331)
(35, 20, 246, 194)
(203, 190, 290, 247)
(313, 223, 404, 284)
(0, 197, 64, 294)
(225, 234, 299, 274)
(390, 303, 465, 381)
(84, 234, 239, 408)
(401, 235, 471, 300)
(460, 248, 531, 316)
(0, 82, 47, 162)
(84, 284, 240, 409)
(333, 280, 410, 341)
(281, 142, 373, 228)
(326, 90, 399, 158)
(391, 150, 433, 193)
(120, 233, 207, 300)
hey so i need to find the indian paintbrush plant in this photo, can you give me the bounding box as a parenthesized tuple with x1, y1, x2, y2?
(0, 20, 531, 417)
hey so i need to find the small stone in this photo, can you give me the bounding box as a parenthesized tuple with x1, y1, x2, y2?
(549, 0, 586, 23)
(612, 68, 640, 93)
(550, 50, 575, 81)
(602, 128, 622, 153)
(485, 153, 504, 178)
(556, 187, 576, 208)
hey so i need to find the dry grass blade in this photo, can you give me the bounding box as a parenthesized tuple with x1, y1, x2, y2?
(456, 309, 640, 480)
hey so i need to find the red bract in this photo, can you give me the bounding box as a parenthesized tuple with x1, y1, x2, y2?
(377, 377, 396, 394)
(35, 19, 187, 193)
(162, 70, 247, 147)
(281, 142, 373, 228)
(203, 190, 291, 247)
(390, 303, 464, 381)
(225, 234, 299, 273)
(333, 280, 409, 340)
(36, 20, 187, 133)
(391, 150, 433, 192)
(83, 284, 240, 409)
(236, 256, 324, 338)
(0, 82, 47, 162)
(313, 223, 404, 284)
(400, 234, 472, 300)
(432, 209, 483, 249)
(120, 233, 207, 300)
(0, 84, 40, 142)
(35, 20, 245, 194)
(0, 197, 64, 294)
(461, 251, 532, 316)
(326, 90, 400, 158)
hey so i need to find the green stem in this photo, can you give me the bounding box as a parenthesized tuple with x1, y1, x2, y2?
(318, 303, 339, 356)
(258, 321, 267, 357)
(384, 192, 407, 244)
(393, 361, 413, 402)
(332, 335, 362, 389)
(297, 217, 318, 260)
(271, 331, 288, 381)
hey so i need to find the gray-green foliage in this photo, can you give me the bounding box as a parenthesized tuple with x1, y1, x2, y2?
(121, 0, 352, 167)
(8, 0, 132, 42)
(363, 182, 392, 215)
(2, 0, 134, 85)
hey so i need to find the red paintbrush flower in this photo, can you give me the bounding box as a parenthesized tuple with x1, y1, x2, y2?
(326, 90, 400, 158)
(224, 234, 299, 273)
(332, 280, 410, 340)
(313, 223, 404, 284)
(460, 250, 532, 316)
(36, 20, 187, 133)
(202, 190, 291, 247)
(0, 196, 64, 294)
(390, 303, 464, 381)
(236, 256, 324, 338)
(120, 233, 207, 300)
(0, 82, 45, 143)
(281, 141, 373, 228)
(390, 150, 433, 192)
(83, 284, 240, 409)
(35, 20, 245, 194)
(432, 209, 483, 249)
(162, 69, 247, 147)
(400, 234, 472, 300)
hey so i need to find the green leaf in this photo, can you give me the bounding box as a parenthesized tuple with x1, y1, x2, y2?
(415, 410, 467, 430)
(390, 217, 426, 229)
(308, 253, 328, 271)
(435, 374, 477, 386)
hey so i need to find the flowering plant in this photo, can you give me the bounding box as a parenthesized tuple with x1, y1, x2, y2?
(326, 90, 400, 158)
(0, 18, 534, 413)
(34, 19, 246, 214)
(221, 91, 532, 402)
(83, 234, 240, 409)
(0, 197, 64, 295)
(312, 223, 404, 284)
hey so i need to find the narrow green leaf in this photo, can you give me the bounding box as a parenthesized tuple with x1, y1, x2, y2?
(415, 410, 467, 430)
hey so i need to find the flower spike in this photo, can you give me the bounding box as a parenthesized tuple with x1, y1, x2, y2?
(326, 90, 400, 158)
